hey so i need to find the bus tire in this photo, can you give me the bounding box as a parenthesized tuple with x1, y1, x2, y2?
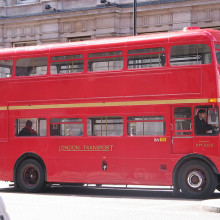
(216, 185, 220, 192)
(178, 160, 217, 199)
(16, 159, 45, 193)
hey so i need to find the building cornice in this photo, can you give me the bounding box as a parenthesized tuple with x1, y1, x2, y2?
(0, 0, 216, 20)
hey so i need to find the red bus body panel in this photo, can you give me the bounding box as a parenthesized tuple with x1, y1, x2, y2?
(0, 28, 220, 188)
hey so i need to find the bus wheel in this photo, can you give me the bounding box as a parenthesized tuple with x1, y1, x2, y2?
(178, 160, 217, 199)
(17, 159, 45, 193)
(216, 185, 220, 192)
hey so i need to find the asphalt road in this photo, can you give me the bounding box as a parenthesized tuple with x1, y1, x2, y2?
(0, 182, 220, 220)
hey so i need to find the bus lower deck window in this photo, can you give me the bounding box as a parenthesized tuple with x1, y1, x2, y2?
(194, 106, 219, 136)
(127, 116, 165, 136)
(87, 117, 123, 136)
(15, 118, 46, 137)
(50, 118, 83, 136)
(174, 107, 192, 135)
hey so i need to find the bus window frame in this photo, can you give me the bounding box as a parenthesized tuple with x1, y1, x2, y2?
(125, 44, 168, 71)
(0, 58, 14, 79)
(15, 54, 50, 78)
(194, 105, 219, 136)
(215, 43, 220, 65)
(15, 118, 47, 137)
(126, 113, 166, 137)
(49, 117, 84, 137)
(87, 116, 124, 137)
(169, 42, 214, 67)
(87, 48, 125, 73)
(48, 50, 86, 75)
(173, 106, 193, 136)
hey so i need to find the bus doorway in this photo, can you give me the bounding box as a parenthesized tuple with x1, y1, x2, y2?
(171, 106, 193, 154)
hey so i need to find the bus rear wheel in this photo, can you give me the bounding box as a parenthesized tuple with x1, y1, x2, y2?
(17, 159, 45, 193)
(178, 160, 217, 199)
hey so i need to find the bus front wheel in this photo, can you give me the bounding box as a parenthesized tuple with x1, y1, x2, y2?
(178, 160, 217, 199)
(17, 159, 45, 193)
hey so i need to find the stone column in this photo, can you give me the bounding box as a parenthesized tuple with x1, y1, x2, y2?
(0, 0, 6, 17)
(172, 10, 192, 30)
(0, 0, 6, 7)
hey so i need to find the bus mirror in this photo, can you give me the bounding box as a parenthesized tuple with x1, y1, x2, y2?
(211, 112, 216, 122)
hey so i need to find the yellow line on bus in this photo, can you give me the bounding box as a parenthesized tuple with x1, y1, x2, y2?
(6, 98, 211, 111)
(0, 107, 7, 111)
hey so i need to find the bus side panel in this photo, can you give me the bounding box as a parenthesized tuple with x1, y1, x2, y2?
(0, 109, 8, 179)
(0, 110, 8, 141)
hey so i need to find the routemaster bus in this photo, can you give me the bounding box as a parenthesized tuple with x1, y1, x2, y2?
(0, 26, 220, 199)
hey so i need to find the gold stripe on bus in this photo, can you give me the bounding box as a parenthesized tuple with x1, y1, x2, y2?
(0, 107, 7, 111)
(8, 98, 210, 110)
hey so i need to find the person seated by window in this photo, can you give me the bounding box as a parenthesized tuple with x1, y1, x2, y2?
(18, 120, 37, 136)
(66, 129, 73, 136)
(195, 109, 214, 135)
(78, 128, 83, 136)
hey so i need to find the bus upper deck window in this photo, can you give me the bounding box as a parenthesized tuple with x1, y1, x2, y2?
(215, 44, 220, 64)
(170, 44, 211, 66)
(50, 54, 84, 74)
(127, 47, 166, 69)
(88, 51, 123, 72)
(0, 59, 13, 78)
(16, 57, 48, 77)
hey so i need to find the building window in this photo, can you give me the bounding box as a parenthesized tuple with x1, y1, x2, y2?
(68, 37, 91, 42)
(17, 0, 37, 4)
(13, 41, 37, 47)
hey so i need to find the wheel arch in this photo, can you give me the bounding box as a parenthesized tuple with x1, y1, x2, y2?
(172, 153, 219, 191)
(13, 152, 47, 187)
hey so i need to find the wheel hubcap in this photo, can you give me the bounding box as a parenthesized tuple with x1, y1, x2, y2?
(23, 167, 39, 186)
(187, 171, 204, 189)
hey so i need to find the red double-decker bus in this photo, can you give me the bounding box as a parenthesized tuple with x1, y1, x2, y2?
(0, 27, 220, 198)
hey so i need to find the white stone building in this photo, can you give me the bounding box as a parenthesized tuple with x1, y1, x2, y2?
(0, 0, 219, 47)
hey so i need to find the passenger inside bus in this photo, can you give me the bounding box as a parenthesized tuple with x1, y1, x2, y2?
(195, 109, 215, 135)
(18, 120, 38, 136)
(66, 129, 73, 136)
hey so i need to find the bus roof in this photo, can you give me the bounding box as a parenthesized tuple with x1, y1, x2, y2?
(0, 27, 219, 58)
